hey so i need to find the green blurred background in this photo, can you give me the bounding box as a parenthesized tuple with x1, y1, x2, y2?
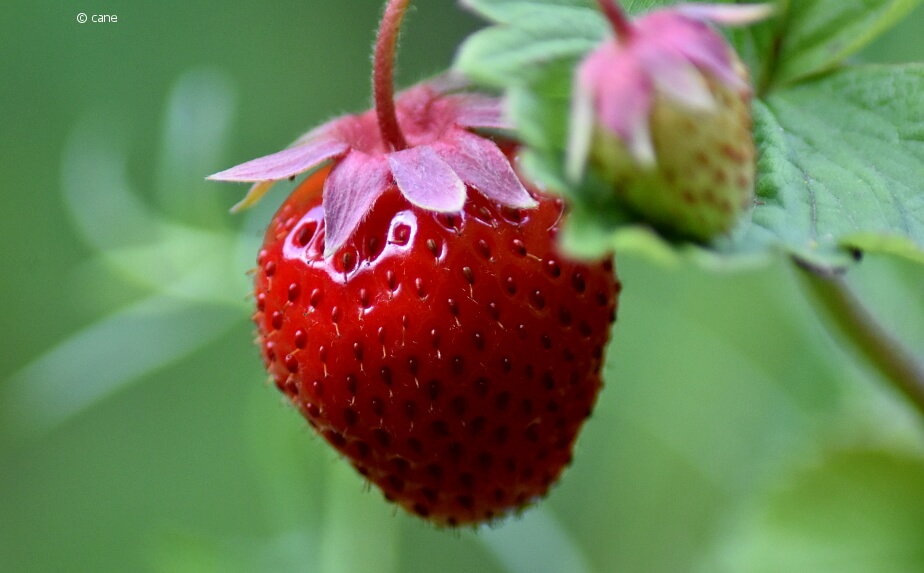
(2, 2, 924, 572)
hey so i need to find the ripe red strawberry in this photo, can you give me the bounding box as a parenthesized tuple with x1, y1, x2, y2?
(210, 0, 621, 526)
(254, 163, 619, 526)
(569, 1, 772, 240)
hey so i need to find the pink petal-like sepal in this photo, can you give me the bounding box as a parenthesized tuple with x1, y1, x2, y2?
(569, 2, 771, 177)
(322, 151, 391, 257)
(452, 94, 513, 131)
(211, 76, 535, 258)
(637, 43, 715, 111)
(388, 146, 466, 212)
(567, 78, 596, 182)
(663, 32, 749, 91)
(676, 3, 775, 25)
(208, 136, 349, 182)
(435, 129, 536, 208)
(588, 47, 655, 165)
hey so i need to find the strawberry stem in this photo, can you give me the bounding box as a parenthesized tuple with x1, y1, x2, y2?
(374, 0, 410, 151)
(795, 259, 924, 418)
(597, 0, 635, 42)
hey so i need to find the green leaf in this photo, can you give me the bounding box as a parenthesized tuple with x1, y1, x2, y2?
(719, 448, 924, 573)
(757, 0, 922, 90)
(459, 0, 597, 27)
(726, 65, 924, 269)
(455, 12, 602, 87)
(62, 122, 162, 253)
(0, 295, 241, 443)
(156, 69, 237, 227)
(63, 117, 254, 307)
(460, 0, 674, 25)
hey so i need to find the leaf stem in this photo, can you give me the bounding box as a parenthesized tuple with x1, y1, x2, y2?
(794, 258, 924, 417)
(597, 0, 635, 42)
(374, 0, 411, 151)
(755, 3, 788, 97)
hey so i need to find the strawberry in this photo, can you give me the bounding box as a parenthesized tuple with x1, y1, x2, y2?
(568, 1, 773, 241)
(252, 162, 618, 526)
(210, 0, 620, 526)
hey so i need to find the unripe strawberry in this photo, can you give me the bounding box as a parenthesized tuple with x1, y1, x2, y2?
(568, 2, 773, 241)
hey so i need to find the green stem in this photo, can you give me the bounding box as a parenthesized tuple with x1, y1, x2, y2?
(794, 258, 924, 417)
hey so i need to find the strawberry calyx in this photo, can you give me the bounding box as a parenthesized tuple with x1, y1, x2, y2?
(567, 1, 773, 179)
(209, 0, 536, 257)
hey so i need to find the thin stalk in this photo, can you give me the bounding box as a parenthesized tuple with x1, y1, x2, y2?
(794, 259, 924, 417)
(597, 0, 635, 42)
(374, 0, 411, 151)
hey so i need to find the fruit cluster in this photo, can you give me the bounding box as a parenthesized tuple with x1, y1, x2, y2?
(212, 0, 765, 526)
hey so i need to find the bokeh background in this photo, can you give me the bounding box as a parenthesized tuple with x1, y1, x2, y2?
(2, 1, 924, 572)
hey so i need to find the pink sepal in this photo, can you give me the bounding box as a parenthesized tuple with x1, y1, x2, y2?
(435, 129, 536, 208)
(322, 151, 391, 257)
(208, 136, 349, 182)
(388, 146, 467, 213)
